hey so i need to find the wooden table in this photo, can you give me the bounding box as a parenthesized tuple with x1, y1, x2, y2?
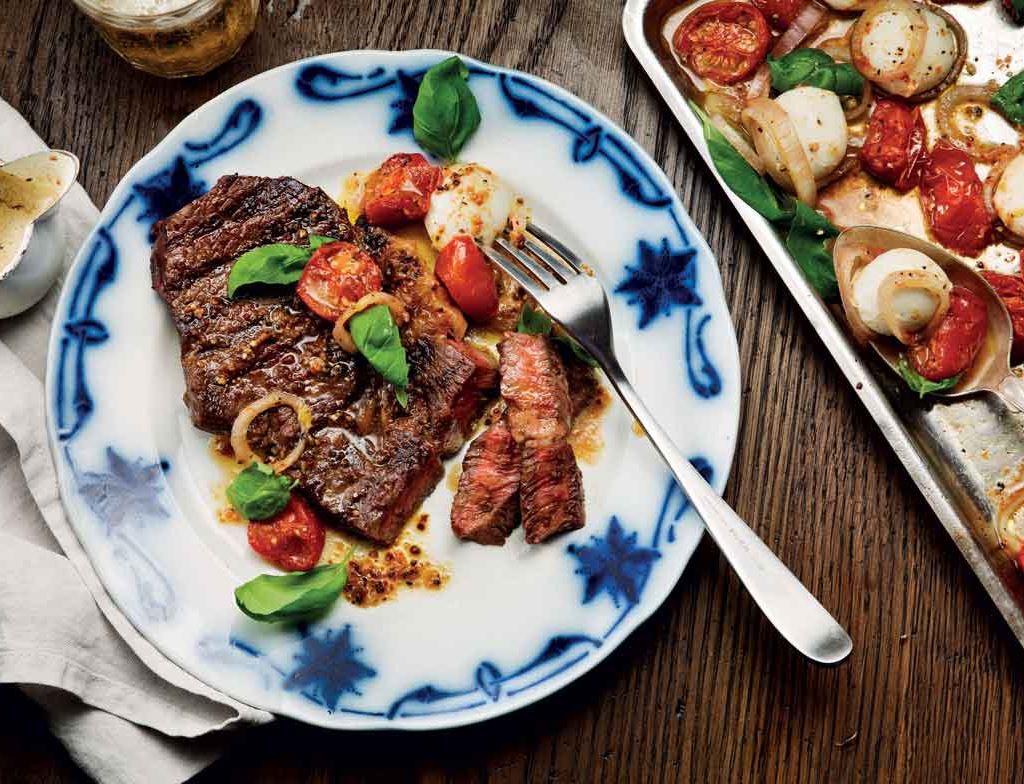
(2, 1, 1022, 781)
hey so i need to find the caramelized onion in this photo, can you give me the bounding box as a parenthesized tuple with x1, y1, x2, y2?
(816, 32, 852, 63)
(710, 113, 766, 174)
(746, 63, 772, 101)
(771, 1, 829, 58)
(836, 247, 878, 345)
(984, 154, 1024, 248)
(877, 268, 951, 345)
(742, 97, 818, 205)
(230, 391, 312, 472)
(815, 150, 860, 189)
(843, 79, 873, 122)
(332, 292, 408, 353)
(703, 91, 745, 126)
(936, 84, 1020, 164)
(904, 6, 967, 104)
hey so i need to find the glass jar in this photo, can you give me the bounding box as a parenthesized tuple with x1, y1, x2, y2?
(70, 0, 259, 78)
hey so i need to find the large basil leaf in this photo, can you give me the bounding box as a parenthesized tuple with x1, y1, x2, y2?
(413, 56, 481, 161)
(234, 561, 349, 623)
(897, 358, 960, 398)
(992, 69, 1024, 126)
(226, 462, 294, 521)
(784, 201, 840, 299)
(691, 102, 792, 222)
(226, 235, 338, 297)
(768, 49, 864, 96)
(349, 305, 410, 406)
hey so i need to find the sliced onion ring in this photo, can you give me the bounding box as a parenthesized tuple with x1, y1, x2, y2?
(230, 390, 312, 473)
(877, 268, 951, 346)
(816, 32, 852, 64)
(843, 79, 872, 122)
(741, 97, 818, 205)
(850, 0, 926, 96)
(836, 248, 878, 345)
(904, 5, 967, 104)
(936, 84, 1020, 164)
(710, 113, 766, 174)
(332, 292, 409, 353)
(771, 0, 829, 58)
(984, 153, 1024, 249)
(703, 91, 745, 126)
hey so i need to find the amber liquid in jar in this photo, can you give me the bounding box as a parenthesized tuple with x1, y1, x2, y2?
(72, 0, 258, 78)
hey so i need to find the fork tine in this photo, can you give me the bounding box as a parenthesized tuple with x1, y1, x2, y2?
(523, 236, 579, 280)
(495, 238, 562, 287)
(526, 224, 585, 273)
(483, 245, 547, 296)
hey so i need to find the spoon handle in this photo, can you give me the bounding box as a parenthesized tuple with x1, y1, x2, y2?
(996, 374, 1024, 413)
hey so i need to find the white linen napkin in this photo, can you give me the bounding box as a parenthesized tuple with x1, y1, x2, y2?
(0, 97, 273, 783)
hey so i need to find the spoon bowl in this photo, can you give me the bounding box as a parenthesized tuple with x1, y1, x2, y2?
(833, 226, 1024, 411)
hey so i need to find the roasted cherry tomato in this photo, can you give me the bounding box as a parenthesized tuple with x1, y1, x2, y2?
(918, 142, 994, 257)
(859, 99, 927, 192)
(247, 495, 326, 572)
(672, 2, 771, 85)
(751, 0, 806, 30)
(297, 241, 382, 321)
(908, 286, 988, 381)
(435, 235, 499, 323)
(361, 152, 442, 227)
(981, 270, 1024, 363)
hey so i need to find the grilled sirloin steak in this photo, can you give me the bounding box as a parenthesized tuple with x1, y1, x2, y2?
(451, 419, 521, 545)
(152, 175, 495, 545)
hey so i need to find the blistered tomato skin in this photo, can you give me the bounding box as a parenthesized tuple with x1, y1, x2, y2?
(908, 286, 988, 381)
(435, 235, 500, 323)
(981, 270, 1024, 363)
(860, 100, 927, 191)
(361, 152, 442, 227)
(247, 495, 326, 572)
(297, 241, 383, 321)
(918, 142, 994, 257)
(672, 2, 771, 85)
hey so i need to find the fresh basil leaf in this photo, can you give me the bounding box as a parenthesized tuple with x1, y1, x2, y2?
(690, 101, 792, 222)
(413, 56, 481, 161)
(992, 70, 1024, 126)
(349, 305, 410, 406)
(768, 49, 864, 96)
(516, 303, 553, 335)
(897, 358, 961, 398)
(784, 201, 839, 299)
(226, 236, 338, 298)
(226, 462, 295, 521)
(234, 561, 349, 623)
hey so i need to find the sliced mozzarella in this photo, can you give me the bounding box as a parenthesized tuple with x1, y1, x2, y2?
(852, 248, 950, 337)
(424, 163, 525, 251)
(855, 3, 956, 97)
(994, 152, 1024, 238)
(774, 87, 848, 181)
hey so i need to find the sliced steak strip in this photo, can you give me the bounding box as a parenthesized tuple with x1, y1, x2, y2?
(498, 332, 572, 445)
(451, 419, 521, 545)
(520, 440, 584, 543)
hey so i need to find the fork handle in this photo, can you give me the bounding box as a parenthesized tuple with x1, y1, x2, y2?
(600, 356, 852, 665)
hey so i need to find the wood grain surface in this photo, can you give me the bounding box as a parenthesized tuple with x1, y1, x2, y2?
(1, 1, 1022, 782)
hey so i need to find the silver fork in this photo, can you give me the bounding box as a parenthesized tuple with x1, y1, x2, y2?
(484, 224, 853, 666)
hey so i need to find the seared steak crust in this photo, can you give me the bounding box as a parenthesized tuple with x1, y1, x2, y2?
(451, 419, 521, 545)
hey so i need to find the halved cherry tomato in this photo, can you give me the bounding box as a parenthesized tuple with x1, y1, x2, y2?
(908, 286, 988, 381)
(297, 241, 382, 321)
(435, 235, 499, 323)
(362, 152, 441, 227)
(860, 100, 927, 192)
(918, 141, 994, 257)
(672, 2, 771, 85)
(981, 270, 1024, 363)
(247, 495, 326, 572)
(751, 0, 806, 30)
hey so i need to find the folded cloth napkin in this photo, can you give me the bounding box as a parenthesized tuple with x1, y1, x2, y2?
(0, 98, 273, 783)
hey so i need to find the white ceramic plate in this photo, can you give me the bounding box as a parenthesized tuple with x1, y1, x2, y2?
(46, 50, 741, 729)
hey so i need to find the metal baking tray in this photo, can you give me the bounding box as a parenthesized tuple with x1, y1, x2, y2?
(623, 0, 1024, 645)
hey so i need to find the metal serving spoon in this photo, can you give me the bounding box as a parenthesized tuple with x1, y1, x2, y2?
(833, 226, 1024, 412)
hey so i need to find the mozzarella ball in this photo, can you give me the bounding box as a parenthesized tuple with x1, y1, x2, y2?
(852, 248, 951, 337)
(993, 152, 1024, 238)
(853, 2, 957, 98)
(425, 163, 524, 250)
(774, 87, 849, 180)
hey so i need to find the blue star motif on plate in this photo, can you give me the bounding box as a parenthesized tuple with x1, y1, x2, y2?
(615, 238, 701, 329)
(132, 156, 206, 232)
(284, 625, 377, 711)
(567, 517, 661, 608)
(388, 70, 423, 135)
(75, 448, 169, 534)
